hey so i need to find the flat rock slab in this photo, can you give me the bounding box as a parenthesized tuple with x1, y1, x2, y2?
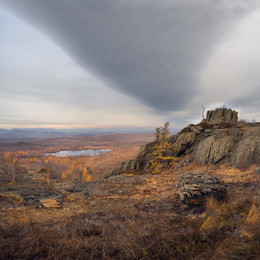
(40, 199, 62, 208)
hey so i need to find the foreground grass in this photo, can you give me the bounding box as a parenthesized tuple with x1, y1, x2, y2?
(0, 191, 259, 260)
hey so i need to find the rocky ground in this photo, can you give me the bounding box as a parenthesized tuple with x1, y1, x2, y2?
(0, 162, 259, 224)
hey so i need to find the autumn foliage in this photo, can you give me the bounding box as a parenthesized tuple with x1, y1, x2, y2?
(148, 122, 178, 174)
(0, 152, 27, 183)
(41, 156, 93, 183)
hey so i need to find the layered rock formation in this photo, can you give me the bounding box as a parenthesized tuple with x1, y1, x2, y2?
(105, 108, 260, 178)
(192, 126, 260, 165)
(206, 108, 238, 125)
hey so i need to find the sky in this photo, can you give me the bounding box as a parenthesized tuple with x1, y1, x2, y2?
(0, 0, 260, 130)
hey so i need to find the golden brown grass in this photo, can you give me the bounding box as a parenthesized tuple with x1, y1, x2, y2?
(0, 181, 259, 260)
(0, 133, 259, 259)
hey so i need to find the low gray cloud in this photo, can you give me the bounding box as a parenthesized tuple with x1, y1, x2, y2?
(1, 0, 259, 112)
(0, 0, 260, 127)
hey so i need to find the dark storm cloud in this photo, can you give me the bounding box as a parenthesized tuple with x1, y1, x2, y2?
(0, 0, 259, 112)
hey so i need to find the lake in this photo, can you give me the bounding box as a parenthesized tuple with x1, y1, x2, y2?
(45, 149, 111, 157)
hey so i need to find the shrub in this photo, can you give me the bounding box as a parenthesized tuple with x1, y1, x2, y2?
(0, 152, 23, 183)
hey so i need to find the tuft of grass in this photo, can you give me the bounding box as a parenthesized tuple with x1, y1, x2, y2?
(246, 204, 260, 225)
(0, 193, 25, 204)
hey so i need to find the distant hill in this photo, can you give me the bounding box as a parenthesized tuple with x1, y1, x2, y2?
(0, 127, 154, 140)
(0, 141, 44, 151)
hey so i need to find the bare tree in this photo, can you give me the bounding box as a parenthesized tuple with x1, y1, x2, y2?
(0, 152, 21, 183)
(161, 121, 170, 146)
(201, 106, 205, 121)
(154, 127, 162, 143)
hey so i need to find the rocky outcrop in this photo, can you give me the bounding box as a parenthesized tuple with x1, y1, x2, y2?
(173, 132, 196, 155)
(195, 126, 260, 165)
(104, 159, 140, 179)
(176, 172, 227, 206)
(206, 108, 238, 125)
(105, 108, 260, 178)
(137, 141, 156, 160)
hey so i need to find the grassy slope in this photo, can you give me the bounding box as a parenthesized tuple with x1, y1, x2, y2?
(0, 163, 259, 259)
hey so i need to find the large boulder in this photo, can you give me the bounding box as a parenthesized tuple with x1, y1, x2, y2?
(176, 172, 227, 206)
(206, 108, 238, 125)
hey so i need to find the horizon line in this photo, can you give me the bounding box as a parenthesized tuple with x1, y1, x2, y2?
(0, 124, 157, 130)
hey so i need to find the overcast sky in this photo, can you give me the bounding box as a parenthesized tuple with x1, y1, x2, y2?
(0, 0, 260, 129)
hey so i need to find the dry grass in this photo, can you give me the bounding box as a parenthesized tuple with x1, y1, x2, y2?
(0, 193, 25, 204)
(0, 186, 259, 260)
(0, 134, 259, 259)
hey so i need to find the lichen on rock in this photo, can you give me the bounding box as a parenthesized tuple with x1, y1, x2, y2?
(176, 172, 227, 206)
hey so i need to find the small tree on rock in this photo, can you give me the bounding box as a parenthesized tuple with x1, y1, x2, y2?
(148, 122, 177, 174)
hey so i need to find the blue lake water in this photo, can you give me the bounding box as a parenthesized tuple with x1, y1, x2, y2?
(45, 149, 111, 157)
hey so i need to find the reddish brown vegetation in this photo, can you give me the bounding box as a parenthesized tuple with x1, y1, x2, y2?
(2, 133, 154, 181)
(0, 133, 259, 259)
(0, 182, 259, 259)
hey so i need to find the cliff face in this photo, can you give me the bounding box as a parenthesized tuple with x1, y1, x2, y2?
(105, 108, 260, 178)
(181, 123, 260, 165)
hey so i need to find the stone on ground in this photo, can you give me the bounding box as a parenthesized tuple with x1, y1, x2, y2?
(176, 172, 227, 206)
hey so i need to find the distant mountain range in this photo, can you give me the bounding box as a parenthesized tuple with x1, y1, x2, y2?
(0, 127, 156, 140)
